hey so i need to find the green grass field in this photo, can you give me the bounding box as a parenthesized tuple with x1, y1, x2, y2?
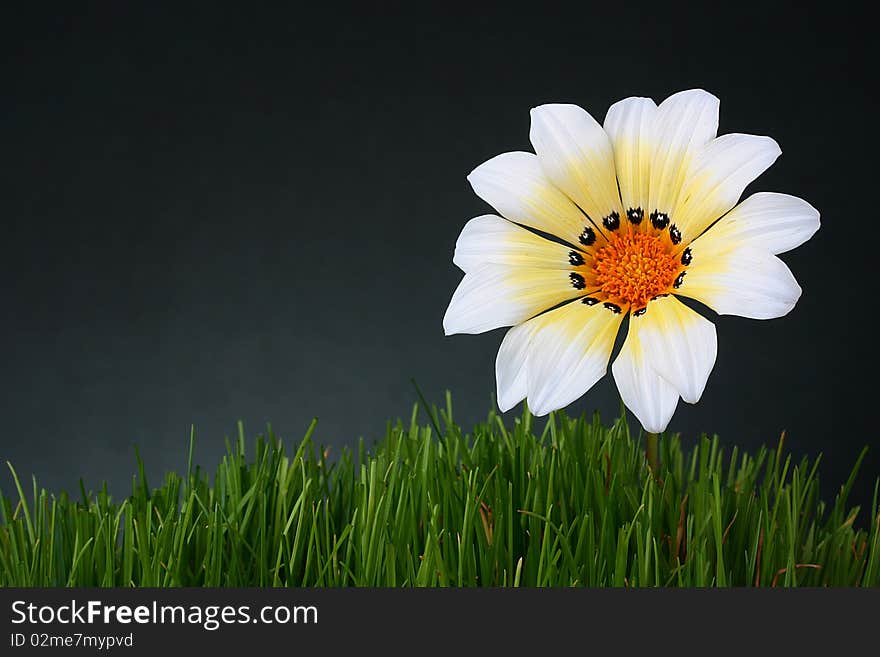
(2, 395, 878, 587)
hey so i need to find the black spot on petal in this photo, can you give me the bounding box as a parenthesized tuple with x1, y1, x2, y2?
(581, 297, 599, 306)
(602, 211, 620, 231)
(568, 250, 585, 266)
(650, 210, 670, 230)
(681, 247, 692, 266)
(674, 271, 686, 288)
(578, 226, 596, 246)
(669, 224, 682, 245)
(603, 302, 622, 314)
(633, 307, 647, 317)
(570, 272, 586, 289)
(626, 207, 644, 224)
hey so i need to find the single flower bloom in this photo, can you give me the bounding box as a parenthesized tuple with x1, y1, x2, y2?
(443, 89, 819, 432)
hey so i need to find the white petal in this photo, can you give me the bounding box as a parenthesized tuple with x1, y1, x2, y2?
(467, 151, 596, 247)
(603, 96, 658, 216)
(453, 214, 581, 273)
(523, 300, 623, 416)
(612, 327, 680, 433)
(689, 192, 820, 256)
(443, 263, 583, 335)
(677, 246, 802, 320)
(635, 295, 717, 404)
(674, 133, 782, 242)
(495, 322, 534, 412)
(648, 89, 720, 218)
(529, 104, 622, 224)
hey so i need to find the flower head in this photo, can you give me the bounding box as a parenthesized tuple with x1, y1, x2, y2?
(443, 90, 819, 432)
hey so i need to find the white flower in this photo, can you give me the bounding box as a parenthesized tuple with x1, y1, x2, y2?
(443, 89, 819, 433)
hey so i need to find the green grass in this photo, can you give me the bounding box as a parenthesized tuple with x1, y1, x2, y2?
(1, 395, 878, 587)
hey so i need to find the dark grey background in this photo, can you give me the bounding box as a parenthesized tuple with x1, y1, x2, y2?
(2, 4, 876, 511)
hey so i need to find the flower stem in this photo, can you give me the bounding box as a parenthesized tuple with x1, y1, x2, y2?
(646, 432, 660, 478)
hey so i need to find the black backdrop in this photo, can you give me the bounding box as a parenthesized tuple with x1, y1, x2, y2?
(2, 4, 876, 512)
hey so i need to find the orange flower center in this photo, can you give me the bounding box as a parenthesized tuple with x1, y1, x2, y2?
(592, 232, 679, 310)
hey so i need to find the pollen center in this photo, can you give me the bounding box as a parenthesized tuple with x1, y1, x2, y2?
(592, 232, 679, 309)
